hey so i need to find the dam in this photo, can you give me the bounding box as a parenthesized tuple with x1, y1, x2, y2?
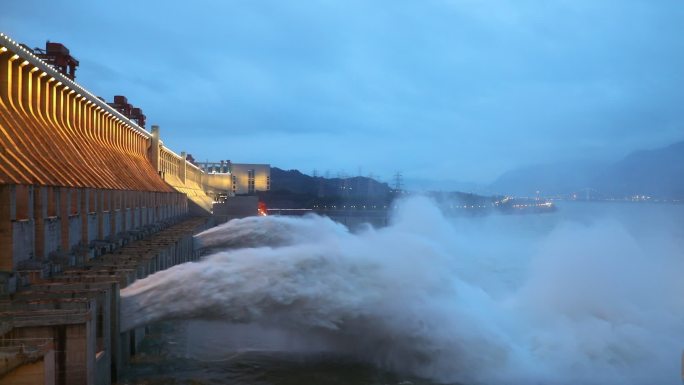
(0, 32, 242, 384)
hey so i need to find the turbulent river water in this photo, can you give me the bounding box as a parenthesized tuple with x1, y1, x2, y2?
(117, 198, 684, 385)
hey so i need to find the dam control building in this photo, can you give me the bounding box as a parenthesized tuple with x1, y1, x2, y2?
(197, 161, 270, 196)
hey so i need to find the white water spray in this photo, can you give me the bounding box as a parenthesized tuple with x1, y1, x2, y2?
(121, 197, 684, 384)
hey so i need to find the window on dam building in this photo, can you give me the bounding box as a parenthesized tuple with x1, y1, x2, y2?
(228, 163, 270, 195)
(199, 162, 270, 196)
(248, 169, 255, 194)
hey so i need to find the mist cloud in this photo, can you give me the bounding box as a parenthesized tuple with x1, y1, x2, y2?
(121, 197, 684, 384)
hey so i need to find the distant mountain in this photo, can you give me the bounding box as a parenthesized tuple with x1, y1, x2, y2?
(259, 167, 393, 208)
(269, 168, 317, 195)
(270, 167, 392, 197)
(490, 140, 684, 199)
(489, 160, 604, 197)
(591, 140, 684, 199)
(403, 177, 489, 194)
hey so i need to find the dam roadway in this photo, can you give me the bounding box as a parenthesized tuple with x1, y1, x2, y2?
(0, 32, 237, 384)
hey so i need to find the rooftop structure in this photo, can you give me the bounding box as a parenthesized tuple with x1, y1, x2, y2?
(31, 41, 80, 80)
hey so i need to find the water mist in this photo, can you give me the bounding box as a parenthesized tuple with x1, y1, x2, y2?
(120, 197, 684, 385)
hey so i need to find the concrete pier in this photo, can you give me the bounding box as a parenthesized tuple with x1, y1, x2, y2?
(0, 216, 208, 385)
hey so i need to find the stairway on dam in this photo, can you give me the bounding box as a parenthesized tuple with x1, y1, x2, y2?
(0, 32, 237, 384)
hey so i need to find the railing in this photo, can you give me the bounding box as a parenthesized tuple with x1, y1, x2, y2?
(0, 33, 149, 137)
(0, 33, 234, 201)
(159, 147, 182, 180)
(187, 162, 203, 185)
(0, 33, 171, 192)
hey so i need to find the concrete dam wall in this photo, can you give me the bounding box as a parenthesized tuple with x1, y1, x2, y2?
(0, 32, 234, 384)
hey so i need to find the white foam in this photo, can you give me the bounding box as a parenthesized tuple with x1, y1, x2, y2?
(121, 197, 684, 384)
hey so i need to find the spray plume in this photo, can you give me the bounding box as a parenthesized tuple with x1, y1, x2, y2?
(121, 197, 684, 384)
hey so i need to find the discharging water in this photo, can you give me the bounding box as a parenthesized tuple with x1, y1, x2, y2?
(119, 197, 684, 385)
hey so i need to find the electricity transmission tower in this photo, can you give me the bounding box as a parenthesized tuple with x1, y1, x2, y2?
(393, 172, 403, 192)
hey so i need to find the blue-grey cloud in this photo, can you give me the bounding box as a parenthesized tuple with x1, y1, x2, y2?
(2, 0, 683, 184)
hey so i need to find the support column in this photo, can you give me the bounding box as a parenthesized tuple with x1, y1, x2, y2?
(132, 191, 138, 229)
(109, 190, 116, 239)
(33, 186, 46, 260)
(59, 187, 70, 253)
(154, 192, 159, 223)
(137, 191, 142, 228)
(180, 151, 187, 184)
(127, 191, 133, 230)
(0, 185, 14, 271)
(145, 192, 151, 225)
(97, 190, 104, 240)
(117, 190, 128, 233)
(149, 125, 161, 175)
(160, 193, 165, 220)
(80, 188, 90, 245)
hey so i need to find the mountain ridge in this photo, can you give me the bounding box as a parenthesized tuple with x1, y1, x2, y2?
(489, 140, 684, 199)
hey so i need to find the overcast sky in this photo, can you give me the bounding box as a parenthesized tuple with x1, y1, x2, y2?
(2, 0, 683, 186)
